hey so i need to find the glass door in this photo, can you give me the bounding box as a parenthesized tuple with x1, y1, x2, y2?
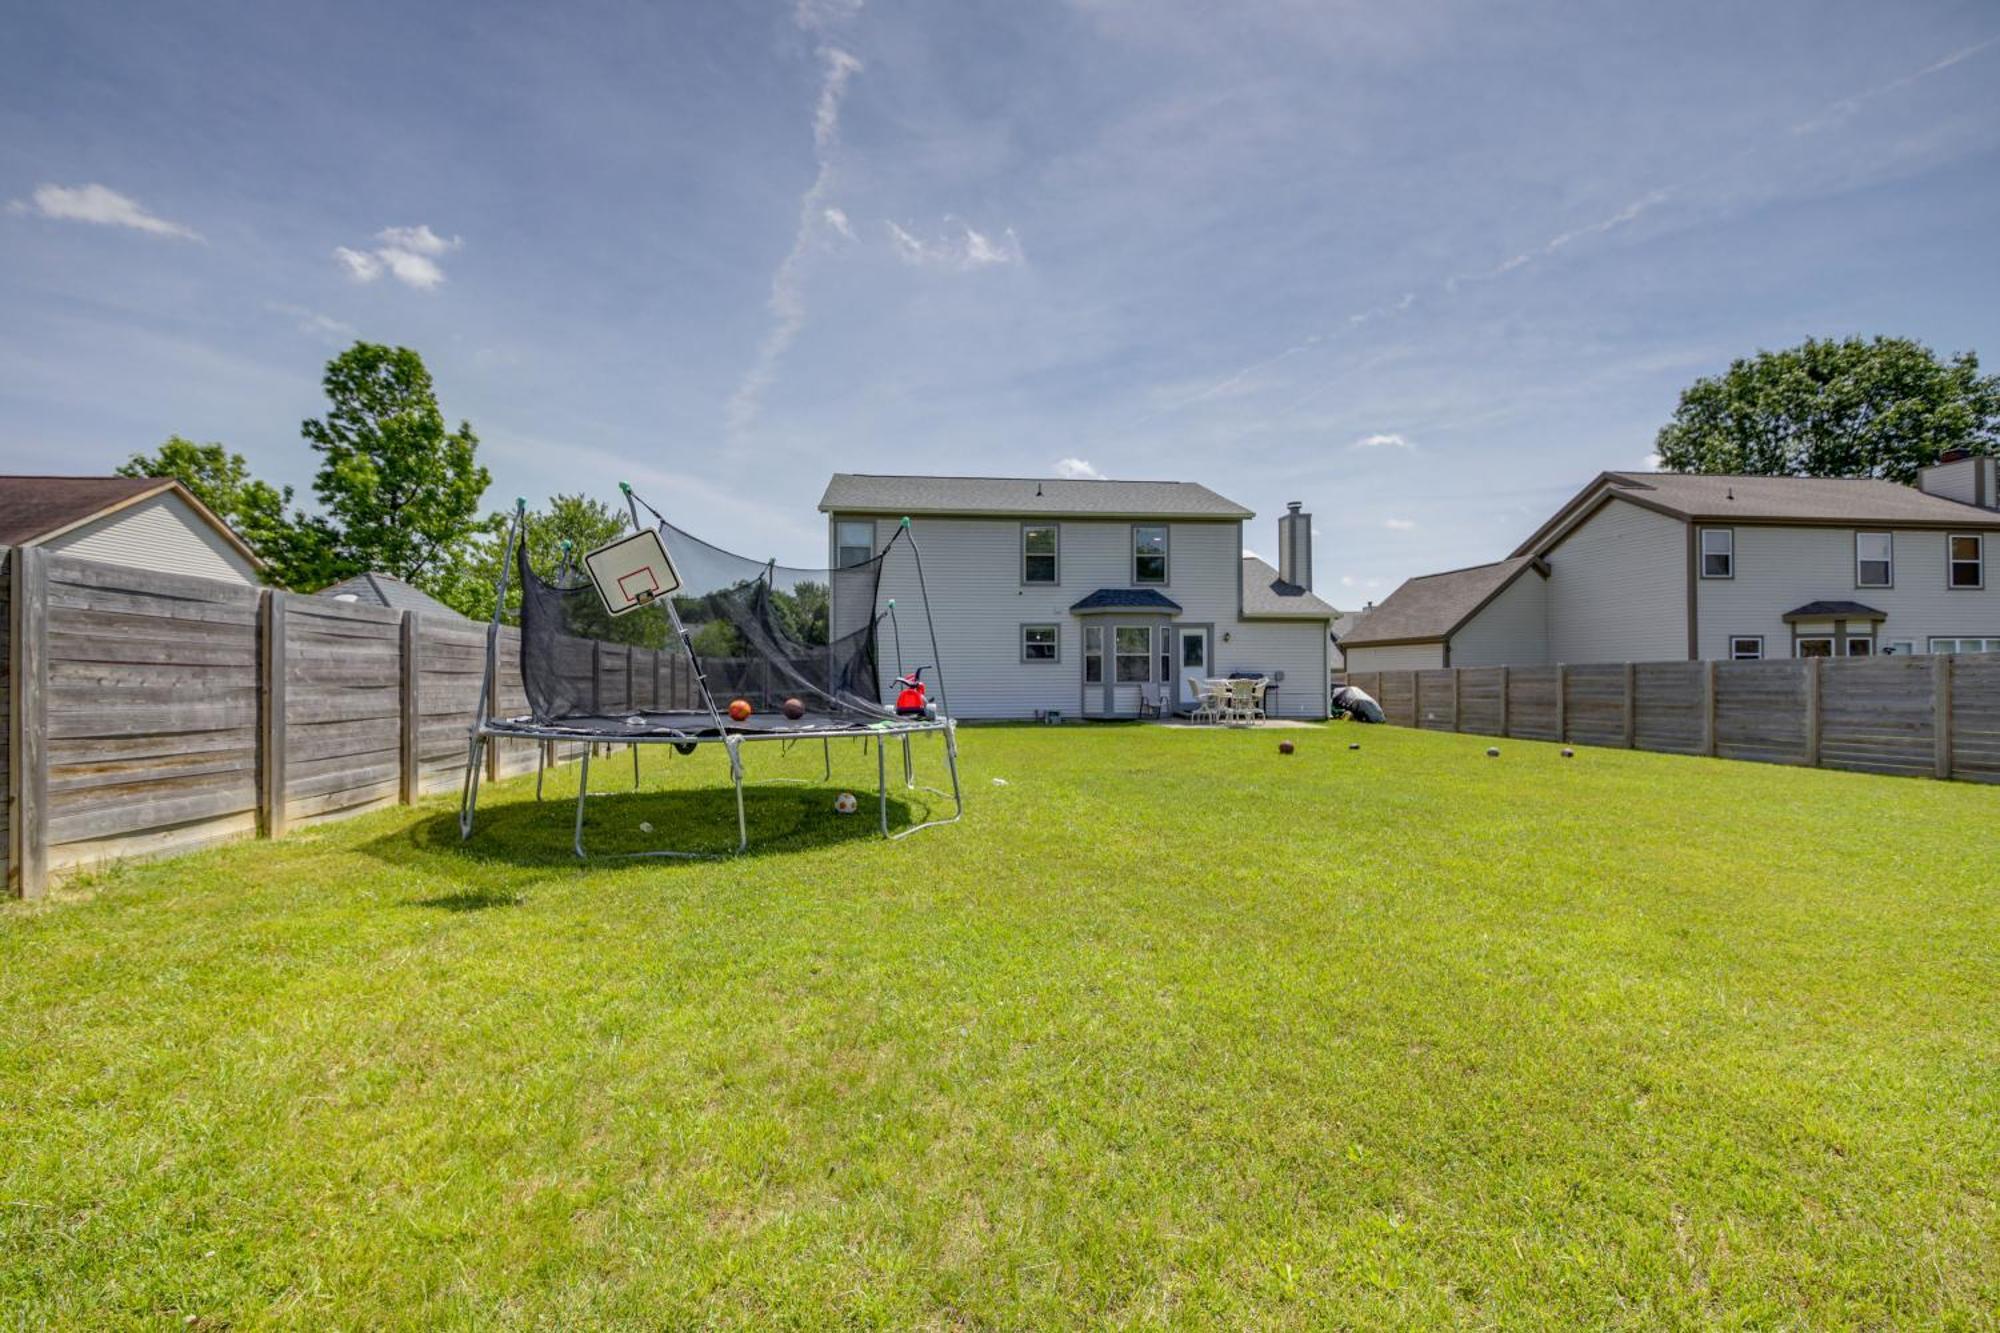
(1177, 627, 1209, 712)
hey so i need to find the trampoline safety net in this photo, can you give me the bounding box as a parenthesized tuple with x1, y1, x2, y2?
(516, 513, 920, 727)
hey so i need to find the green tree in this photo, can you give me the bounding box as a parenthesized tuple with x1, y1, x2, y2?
(1655, 336, 2000, 484)
(302, 342, 491, 589)
(117, 436, 339, 590)
(432, 493, 633, 625)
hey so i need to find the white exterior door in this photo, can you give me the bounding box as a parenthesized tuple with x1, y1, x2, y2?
(1176, 626, 1210, 711)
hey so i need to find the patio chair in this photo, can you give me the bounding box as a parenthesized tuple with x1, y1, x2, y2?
(1186, 681, 1221, 723)
(1247, 677, 1269, 721)
(1221, 678, 1261, 725)
(1138, 682, 1165, 719)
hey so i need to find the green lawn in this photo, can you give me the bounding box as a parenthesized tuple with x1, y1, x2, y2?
(4, 724, 1998, 1328)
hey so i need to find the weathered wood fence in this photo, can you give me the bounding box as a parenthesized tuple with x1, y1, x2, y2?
(1343, 654, 2000, 783)
(3, 547, 692, 898)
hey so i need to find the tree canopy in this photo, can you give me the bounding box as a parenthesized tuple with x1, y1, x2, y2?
(117, 437, 338, 590)
(302, 343, 491, 588)
(1654, 336, 2000, 484)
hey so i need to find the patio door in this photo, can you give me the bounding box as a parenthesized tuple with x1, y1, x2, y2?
(1176, 626, 1210, 712)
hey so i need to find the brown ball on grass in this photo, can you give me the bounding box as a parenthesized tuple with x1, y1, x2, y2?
(1278, 740, 1295, 755)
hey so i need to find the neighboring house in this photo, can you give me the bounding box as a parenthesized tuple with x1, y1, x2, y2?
(0, 475, 262, 583)
(1327, 609, 1364, 671)
(818, 475, 1338, 719)
(317, 570, 468, 620)
(1342, 451, 2000, 670)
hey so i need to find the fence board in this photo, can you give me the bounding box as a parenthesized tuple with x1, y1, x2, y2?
(1634, 662, 1705, 755)
(1950, 654, 2000, 783)
(282, 593, 400, 824)
(1712, 661, 1810, 765)
(1378, 671, 1417, 727)
(1458, 667, 1504, 735)
(1, 548, 11, 895)
(1505, 666, 1559, 741)
(38, 555, 259, 881)
(1819, 655, 1937, 777)
(1563, 664, 1625, 748)
(1416, 669, 1457, 731)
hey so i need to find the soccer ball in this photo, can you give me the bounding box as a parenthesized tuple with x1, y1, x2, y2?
(833, 791, 858, 815)
(1486, 747, 1500, 758)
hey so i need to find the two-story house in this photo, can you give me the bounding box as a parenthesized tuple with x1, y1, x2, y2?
(819, 474, 1338, 720)
(1342, 451, 2000, 670)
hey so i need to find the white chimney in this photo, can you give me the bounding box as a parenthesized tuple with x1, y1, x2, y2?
(1277, 500, 1312, 589)
(1918, 449, 1998, 509)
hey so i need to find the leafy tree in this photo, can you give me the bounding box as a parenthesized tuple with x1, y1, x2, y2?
(433, 493, 634, 627)
(1655, 336, 2000, 485)
(301, 342, 491, 589)
(117, 436, 339, 590)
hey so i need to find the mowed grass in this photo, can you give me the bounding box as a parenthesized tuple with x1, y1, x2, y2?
(3, 723, 1998, 1329)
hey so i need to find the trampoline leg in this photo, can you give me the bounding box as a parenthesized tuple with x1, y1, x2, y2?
(822, 738, 832, 782)
(877, 731, 890, 836)
(727, 737, 747, 853)
(572, 746, 593, 860)
(884, 721, 964, 841)
(632, 742, 641, 790)
(535, 743, 547, 801)
(458, 732, 487, 840)
(902, 734, 914, 788)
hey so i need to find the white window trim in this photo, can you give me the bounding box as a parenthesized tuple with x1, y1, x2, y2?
(1020, 623, 1059, 663)
(1699, 527, 1734, 579)
(1728, 635, 1764, 660)
(1795, 636, 1834, 658)
(1947, 533, 1985, 590)
(1854, 531, 1893, 589)
(834, 519, 874, 569)
(1021, 523, 1060, 586)
(1131, 524, 1170, 586)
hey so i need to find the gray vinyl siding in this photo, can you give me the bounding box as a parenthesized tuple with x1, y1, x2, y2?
(859, 515, 1327, 718)
(1343, 641, 1447, 672)
(1545, 498, 1686, 663)
(1447, 568, 1550, 666)
(41, 493, 259, 584)
(1696, 524, 2000, 658)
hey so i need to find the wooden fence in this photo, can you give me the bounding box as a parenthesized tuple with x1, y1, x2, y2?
(3, 547, 691, 899)
(1343, 654, 2000, 784)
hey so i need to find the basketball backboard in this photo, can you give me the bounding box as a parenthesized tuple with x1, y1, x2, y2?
(583, 529, 682, 617)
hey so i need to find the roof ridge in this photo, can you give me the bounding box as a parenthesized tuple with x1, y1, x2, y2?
(833, 472, 1206, 486)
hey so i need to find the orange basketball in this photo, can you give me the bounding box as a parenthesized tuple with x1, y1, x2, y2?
(728, 699, 752, 721)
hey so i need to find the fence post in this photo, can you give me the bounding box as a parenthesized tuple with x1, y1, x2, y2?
(1704, 659, 1718, 757)
(400, 611, 420, 804)
(8, 547, 49, 899)
(1451, 668, 1462, 731)
(259, 589, 289, 839)
(1498, 666, 1510, 737)
(1804, 656, 1822, 767)
(1623, 661, 1636, 748)
(1934, 652, 1952, 780)
(1554, 664, 1567, 742)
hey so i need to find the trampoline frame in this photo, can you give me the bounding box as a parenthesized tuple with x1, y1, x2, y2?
(456, 490, 964, 859)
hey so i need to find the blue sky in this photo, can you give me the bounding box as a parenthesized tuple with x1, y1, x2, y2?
(3, 0, 1997, 603)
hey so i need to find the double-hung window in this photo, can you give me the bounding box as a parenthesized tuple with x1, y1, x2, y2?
(1699, 528, 1734, 579)
(1930, 637, 2000, 654)
(1132, 525, 1169, 585)
(1022, 524, 1059, 585)
(835, 520, 874, 569)
(1021, 624, 1058, 662)
(1083, 626, 1104, 683)
(1855, 532, 1892, 588)
(1114, 626, 1153, 682)
(1728, 636, 1763, 660)
(1948, 534, 1984, 589)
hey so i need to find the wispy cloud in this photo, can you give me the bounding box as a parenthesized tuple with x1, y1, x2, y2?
(886, 218, 1025, 270)
(333, 224, 461, 289)
(1382, 517, 1416, 531)
(1339, 574, 1387, 591)
(727, 36, 865, 435)
(8, 183, 200, 240)
(1792, 33, 2000, 134)
(1353, 432, 1410, 450)
(1053, 457, 1103, 479)
(266, 302, 356, 344)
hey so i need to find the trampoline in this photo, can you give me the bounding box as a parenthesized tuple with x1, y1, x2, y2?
(457, 483, 963, 858)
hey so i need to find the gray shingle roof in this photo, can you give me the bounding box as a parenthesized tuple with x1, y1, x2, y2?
(1069, 588, 1183, 613)
(316, 571, 467, 619)
(1340, 556, 1542, 647)
(819, 473, 1253, 520)
(1239, 555, 1337, 619)
(1515, 471, 2000, 556)
(1782, 600, 1887, 622)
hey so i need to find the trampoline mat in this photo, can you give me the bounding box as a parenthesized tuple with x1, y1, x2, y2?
(486, 710, 935, 741)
